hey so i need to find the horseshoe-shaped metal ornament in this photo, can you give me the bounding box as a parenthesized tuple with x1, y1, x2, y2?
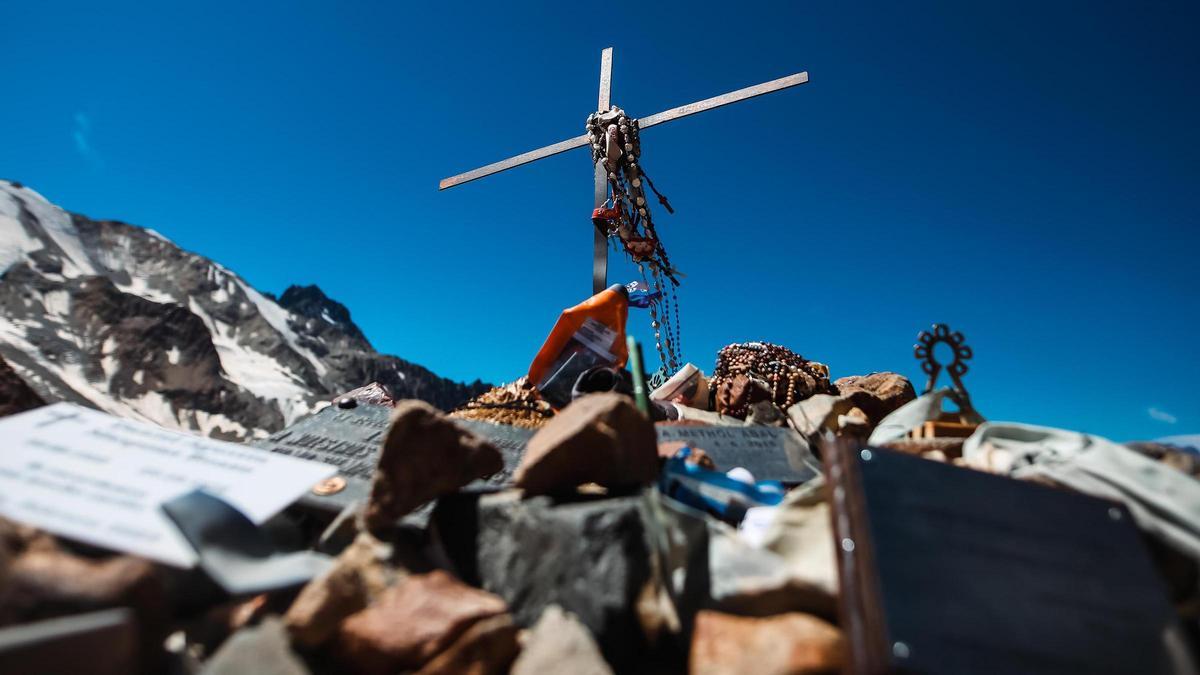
(914, 323, 979, 419)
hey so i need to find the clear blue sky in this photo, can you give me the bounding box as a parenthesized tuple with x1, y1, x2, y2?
(2, 1, 1196, 441)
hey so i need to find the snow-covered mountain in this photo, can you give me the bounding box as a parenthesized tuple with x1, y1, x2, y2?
(0, 180, 488, 439)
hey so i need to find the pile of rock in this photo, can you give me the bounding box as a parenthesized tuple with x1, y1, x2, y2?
(1, 342, 1197, 674)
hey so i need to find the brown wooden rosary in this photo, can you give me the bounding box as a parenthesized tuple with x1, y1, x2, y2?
(711, 342, 833, 417)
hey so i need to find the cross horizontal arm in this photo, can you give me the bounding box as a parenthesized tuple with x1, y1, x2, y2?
(638, 71, 808, 130)
(437, 69, 809, 191)
(438, 133, 591, 190)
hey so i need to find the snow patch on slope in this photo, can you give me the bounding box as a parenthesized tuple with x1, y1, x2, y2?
(234, 275, 329, 379)
(0, 183, 98, 278)
(187, 296, 313, 425)
(115, 272, 178, 305)
(0, 191, 44, 277)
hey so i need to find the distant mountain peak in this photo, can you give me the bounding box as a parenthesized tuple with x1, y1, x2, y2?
(279, 284, 368, 346)
(0, 179, 489, 439)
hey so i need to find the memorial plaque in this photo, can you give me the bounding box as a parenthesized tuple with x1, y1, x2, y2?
(655, 424, 820, 484)
(824, 439, 1180, 675)
(255, 404, 531, 514)
(253, 403, 391, 511)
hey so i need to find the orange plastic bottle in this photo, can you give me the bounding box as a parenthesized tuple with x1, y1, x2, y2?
(528, 284, 630, 408)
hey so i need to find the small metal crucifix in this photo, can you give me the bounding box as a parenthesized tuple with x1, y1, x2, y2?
(439, 47, 809, 295)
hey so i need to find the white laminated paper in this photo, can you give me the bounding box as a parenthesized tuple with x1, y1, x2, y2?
(0, 403, 337, 567)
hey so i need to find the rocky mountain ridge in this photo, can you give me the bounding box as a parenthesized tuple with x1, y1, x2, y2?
(0, 179, 488, 439)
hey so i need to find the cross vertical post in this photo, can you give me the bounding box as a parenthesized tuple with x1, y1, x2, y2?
(592, 47, 613, 295)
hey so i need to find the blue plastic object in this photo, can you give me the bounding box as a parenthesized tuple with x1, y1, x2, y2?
(659, 446, 785, 524)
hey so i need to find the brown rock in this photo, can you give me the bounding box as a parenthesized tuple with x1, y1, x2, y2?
(0, 355, 44, 418)
(833, 372, 916, 423)
(837, 407, 871, 437)
(285, 533, 403, 649)
(337, 569, 508, 674)
(365, 400, 503, 531)
(514, 393, 658, 495)
(714, 374, 771, 419)
(415, 613, 519, 675)
(0, 517, 56, 558)
(0, 549, 169, 672)
(511, 605, 614, 675)
(689, 610, 844, 675)
(0, 550, 165, 626)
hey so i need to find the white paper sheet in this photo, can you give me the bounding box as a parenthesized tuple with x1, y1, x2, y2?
(0, 403, 337, 567)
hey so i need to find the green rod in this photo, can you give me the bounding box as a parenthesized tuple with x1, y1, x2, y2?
(627, 335, 651, 416)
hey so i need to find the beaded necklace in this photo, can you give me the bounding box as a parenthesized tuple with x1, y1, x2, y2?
(711, 342, 832, 417)
(587, 106, 682, 373)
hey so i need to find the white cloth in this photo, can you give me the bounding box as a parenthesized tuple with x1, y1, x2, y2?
(962, 421, 1200, 561)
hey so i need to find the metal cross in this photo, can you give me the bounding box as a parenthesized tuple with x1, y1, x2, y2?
(439, 47, 809, 295)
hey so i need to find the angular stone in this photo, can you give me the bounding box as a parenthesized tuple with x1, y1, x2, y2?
(745, 400, 789, 427)
(432, 490, 652, 670)
(201, 618, 310, 675)
(514, 393, 658, 495)
(788, 394, 856, 438)
(510, 605, 614, 675)
(336, 569, 508, 675)
(689, 610, 844, 675)
(833, 372, 916, 423)
(645, 483, 837, 621)
(365, 400, 503, 531)
(284, 533, 403, 649)
(837, 407, 871, 436)
(414, 613, 519, 675)
(713, 483, 839, 618)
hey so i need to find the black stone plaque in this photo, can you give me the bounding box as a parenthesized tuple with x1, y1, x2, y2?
(254, 404, 531, 514)
(252, 403, 390, 512)
(826, 440, 1180, 675)
(655, 424, 820, 484)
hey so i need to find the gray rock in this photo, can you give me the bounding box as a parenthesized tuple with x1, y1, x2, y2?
(431, 490, 652, 669)
(708, 481, 838, 619)
(645, 486, 837, 622)
(787, 394, 855, 438)
(201, 618, 309, 675)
